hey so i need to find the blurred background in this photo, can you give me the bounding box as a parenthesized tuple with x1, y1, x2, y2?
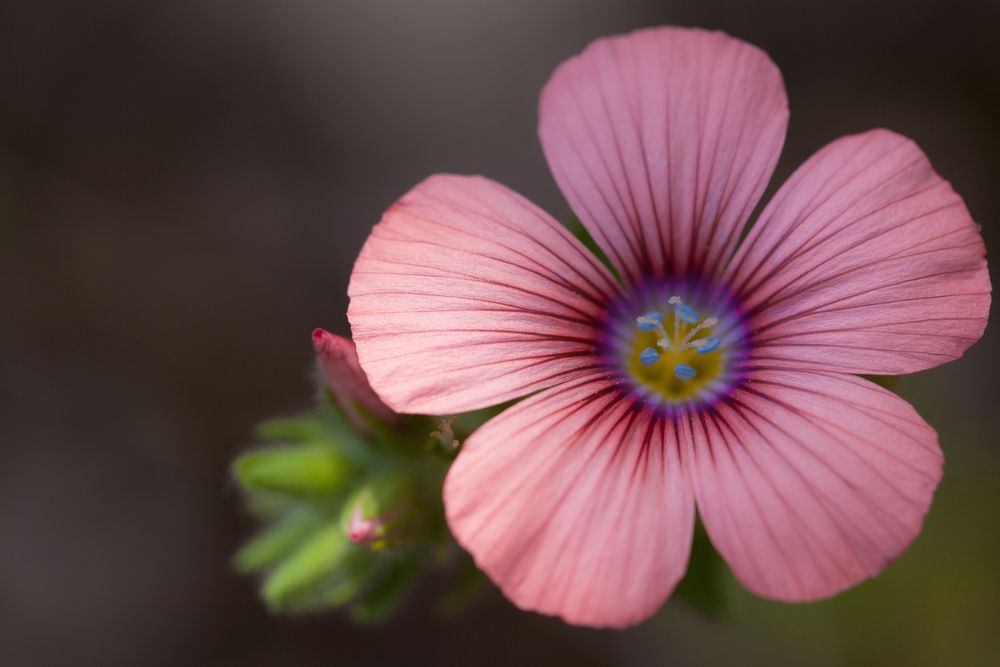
(1, 1, 998, 665)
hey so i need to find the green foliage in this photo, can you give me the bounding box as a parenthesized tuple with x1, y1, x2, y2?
(862, 374, 902, 391)
(437, 551, 490, 616)
(350, 551, 426, 623)
(672, 519, 728, 617)
(232, 379, 490, 622)
(562, 213, 619, 280)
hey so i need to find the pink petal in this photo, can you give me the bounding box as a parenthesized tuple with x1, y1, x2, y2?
(312, 329, 396, 431)
(444, 374, 694, 628)
(539, 27, 788, 284)
(727, 129, 990, 374)
(688, 370, 942, 601)
(347, 174, 618, 414)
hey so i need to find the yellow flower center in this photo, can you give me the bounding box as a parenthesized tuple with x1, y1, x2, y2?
(627, 297, 726, 402)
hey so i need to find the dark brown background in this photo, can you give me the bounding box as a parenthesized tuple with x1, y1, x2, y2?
(2, 1, 998, 665)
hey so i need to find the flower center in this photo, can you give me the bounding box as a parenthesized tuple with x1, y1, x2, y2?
(628, 296, 726, 402)
(599, 278, 748, 411)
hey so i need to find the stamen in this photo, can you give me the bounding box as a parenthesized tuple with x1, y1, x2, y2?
(640, 347, 661, 366)
(682, 317, 720, 344)
(678, 304, 700, 324)
(674, 363, 697, 381)
(636, 312, 664, 332)
(656, 338, 674, 352)
(637, 312, 673, 352)
(691, 335, 722, 354)
(668, 297, 683, 341)
(632, 296, 724, 379)
(621, 286, 741, 405)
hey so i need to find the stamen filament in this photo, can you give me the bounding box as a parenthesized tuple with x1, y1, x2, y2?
(681, 317, 719, 345)
(656, 338, 674, 353)
(668, 296, 682, 343)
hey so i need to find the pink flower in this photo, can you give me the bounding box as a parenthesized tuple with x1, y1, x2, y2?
(347, 27, 991, 627)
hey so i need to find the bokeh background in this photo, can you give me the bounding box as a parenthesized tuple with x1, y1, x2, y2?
(2, 1, 998, 665)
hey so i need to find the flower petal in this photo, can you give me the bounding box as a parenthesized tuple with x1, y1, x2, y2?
(347, 174, 618, 414)
(539, 26, 788, 284)
(687, 370, 942, 601)
(727, 129, 990, 374)
(444, 374, 694, 628)
(312, 329, 396, 432)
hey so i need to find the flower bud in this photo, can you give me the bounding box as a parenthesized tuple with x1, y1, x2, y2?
(312, 329, 396, 432)
(262, 520, 349, 610)
(233, 443, 350, 496)
(233, 509, 326, 574)
(341, 475, 413, 550)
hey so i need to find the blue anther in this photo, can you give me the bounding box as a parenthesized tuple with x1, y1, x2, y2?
(678, 304, 700, 324)
(674, 363, 697, 381)
(639, 347, 661, 366)
(695, 336, 722, 354)
(636, 311, 664, 332)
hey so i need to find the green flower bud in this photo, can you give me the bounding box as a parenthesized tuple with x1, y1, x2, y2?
(262, 520, 350, 610)
(233, 444, 350, 496)
(233, 509, 326, 574)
